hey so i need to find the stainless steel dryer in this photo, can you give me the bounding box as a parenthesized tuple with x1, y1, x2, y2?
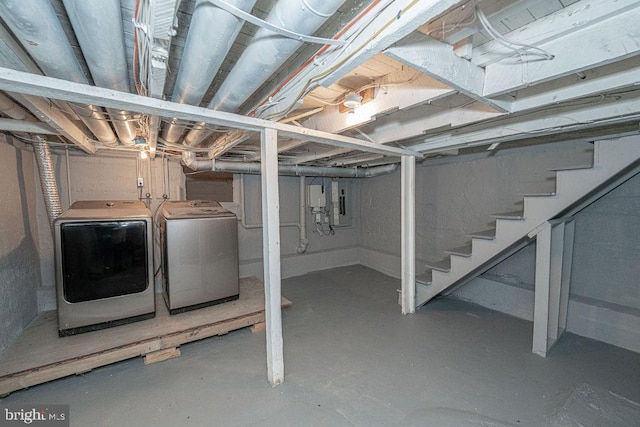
(159, 200, 239, 314)
(54, 200, 155, 336)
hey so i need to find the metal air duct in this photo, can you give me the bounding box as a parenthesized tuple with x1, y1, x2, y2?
(33, 138, 63, 230)
(162, 0, 258, 144)
(0, 0, 119, 146)
(62, 0, 138, 146)
(183, 0, 345, 146)
(182, 151, 397, 177)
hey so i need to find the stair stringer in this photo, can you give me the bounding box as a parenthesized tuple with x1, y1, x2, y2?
(416, 137, 640, 308)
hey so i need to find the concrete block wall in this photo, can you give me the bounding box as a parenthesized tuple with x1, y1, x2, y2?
(358, 138, 640, 353)
(0, 138, 40, 354)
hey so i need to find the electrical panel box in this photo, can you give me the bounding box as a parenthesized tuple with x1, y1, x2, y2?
(307, 184, 326, 209)
(329, 180, 350, 227)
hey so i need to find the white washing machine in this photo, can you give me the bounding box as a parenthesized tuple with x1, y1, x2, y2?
(159, 200, 239, 314)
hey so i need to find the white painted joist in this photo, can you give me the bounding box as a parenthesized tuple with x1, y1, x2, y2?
(9, 93, 97, 154)
(508, 58, 640, 113)
(385, 33, 508, 112)
(412, 91, 640, 153)
(0, 67, 421, 158)
(472, 0, 640, 67)
(303, 68, 455, 134)
(483, 6, 640, 96)
(252, 0, 467, 119)
(0, 118, 57, 134)
(359, 100, 503, 146)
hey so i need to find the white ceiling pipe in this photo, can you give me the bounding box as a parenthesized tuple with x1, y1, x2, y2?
(0, 0, 118, 146)
(183, 0, 345, 146)
(63, 0, 137, 146)
(162, 0, 257, 144)
(182, 151, 397, 177)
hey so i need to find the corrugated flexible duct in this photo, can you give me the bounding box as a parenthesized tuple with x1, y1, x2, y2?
(162, 0, 258, 144)
(62, 0, 138, 146)
(32, 138, 63, 230)
(182, 151, 397, 177)
(0, 0, 119, 146)
(183, 0, 345, 146)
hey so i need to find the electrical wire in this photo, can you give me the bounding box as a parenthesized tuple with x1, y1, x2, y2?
(475, 4, 554, 61)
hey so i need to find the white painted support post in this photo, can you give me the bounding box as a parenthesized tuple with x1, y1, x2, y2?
(260, 128, 284, 385)
(401, 155, 416, 314)
(533, 219, 575, 357)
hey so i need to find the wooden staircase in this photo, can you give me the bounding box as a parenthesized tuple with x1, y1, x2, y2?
(415, 137, 640, 308)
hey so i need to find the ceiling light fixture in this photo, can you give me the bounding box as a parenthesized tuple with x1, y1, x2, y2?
(343, 92, 363, 114)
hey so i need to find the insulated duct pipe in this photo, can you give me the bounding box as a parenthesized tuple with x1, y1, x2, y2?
(62, 0, 137, 146)
(162, 0, 258, 144)
(296, 175, 308, 254)
(0, 0, 118, 146)
(182, 152, 397, 177)
(184, 0, 345, 146)
(32, 138, 63, 230)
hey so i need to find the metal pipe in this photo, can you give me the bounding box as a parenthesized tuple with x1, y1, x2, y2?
(296, 176, 308, 253)
(63, 0, 139, 146)
(184, 0, 345, 146)
(33, 138, 62, 230)
(162, 0, 257, 144)
(0, 0, 118, 146)
(182, 152, 397, 177)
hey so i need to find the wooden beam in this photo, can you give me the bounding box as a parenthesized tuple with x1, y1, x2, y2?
(252, 0, 467, 119)
(472, 0, 640, 67)
(0, 67, 421, 158)
(302, 67, 455, 135)
(385, 33, 508, 112)
(261, 128, 284, 386)
(9, 93, 96, 154)
(483, 6, 640, 96)
(401, 155, 416, 314)
(0, 118, 57, 135)
(412, 91, 640, 153)
(508, 57, 640, 113)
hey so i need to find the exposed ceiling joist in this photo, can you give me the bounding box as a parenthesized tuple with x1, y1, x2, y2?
(507, 57, 640, 113)
(9, 93, 96, 154)
(412, 90, 640, 153)
(0, 118, 57, 135)
(385, 32, 508, 112)
(302, 66, 456, 134)
(0, 67, 421, 158)
(472, 0, 640, 67)
(483, 6, 640, 96)
(254, 0, 467, 120)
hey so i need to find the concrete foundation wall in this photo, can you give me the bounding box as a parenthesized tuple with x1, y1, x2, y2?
(0, 138, 40, 354)
(358, 139, 639, 352)
(230, 174, 361, 281)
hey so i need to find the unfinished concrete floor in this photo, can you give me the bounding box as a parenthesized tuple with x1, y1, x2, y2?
(2, 265, 639, 426)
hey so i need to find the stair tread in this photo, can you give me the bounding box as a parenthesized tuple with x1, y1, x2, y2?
(445, 244, 473, 256)
(424, 259, 451, 272)
(521, 191, 556, 197)
(491, 211, 525, 219)
(416, 270, 432, 285)
(467, 229, 496, 239)
(549, 164, 593, 171)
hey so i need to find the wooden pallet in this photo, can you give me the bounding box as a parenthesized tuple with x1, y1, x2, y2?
(0, 277, 291, 396)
